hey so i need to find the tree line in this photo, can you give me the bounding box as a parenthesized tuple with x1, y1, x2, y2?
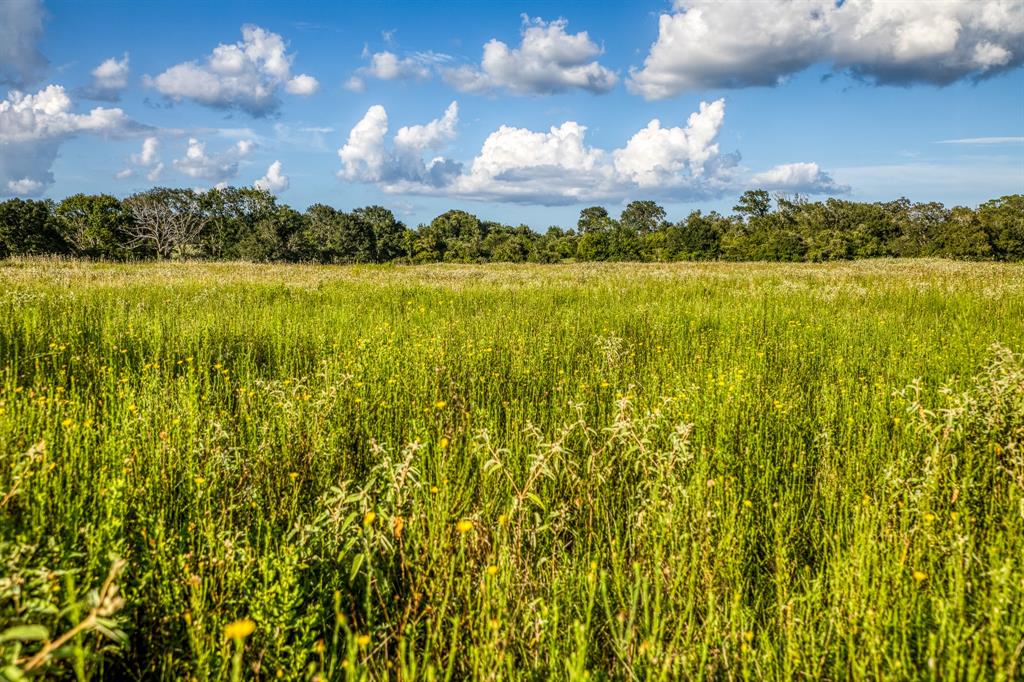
(0, 187, 1021, 263)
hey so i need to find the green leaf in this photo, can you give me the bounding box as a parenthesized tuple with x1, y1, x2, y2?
(1, 664, 28, 681)
(0, 625, 49, 643)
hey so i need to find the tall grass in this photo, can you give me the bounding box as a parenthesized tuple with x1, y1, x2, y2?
(1, 258, 1022, 680)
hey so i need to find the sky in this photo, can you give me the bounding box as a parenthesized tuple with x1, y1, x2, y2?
(1, 0, 1022, 228)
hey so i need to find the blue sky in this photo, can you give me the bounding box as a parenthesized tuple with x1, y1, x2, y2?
(2, 0, 1022, 228)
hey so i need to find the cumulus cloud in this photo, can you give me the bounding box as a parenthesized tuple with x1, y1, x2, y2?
(0, 0, 48, 87)
(337, 98, 840, 205)
(172, 137, 255, 183)
(339, 101, 462, 188)
(284, 73, 319, 95)
(441, 16, 617, 95)
(147, 25, 319, 116)
(83, 54, 130, 101)
(751, 162, 850, 194)
(0, 84, 141, 196)
(254, 160, 289, 192)
(629, 0, 1024, 99)
(118, 136, 164, 181)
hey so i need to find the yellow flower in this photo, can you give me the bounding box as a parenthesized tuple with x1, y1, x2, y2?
(61, 418, 73, 428)
(497, 514, 507, 525)
(224, 619, 255, 640)
(288, 472, 298, 481)
(455, 519, 473, 534)
(950, 511, 959, 521)
(194, 476, 206, 486)
(742, 499, 753, 508)
(356, 634, 371, 647)
(439, 437, 450, 449)
(363, 511, 377, 528)
(743, 630, 754, 642)
(430, 485, 439, 494)
(912, 570, 928, 582)
(923, 512, 936, 523)
(486, 565, 498, 576)
(434, 400, 447, 410)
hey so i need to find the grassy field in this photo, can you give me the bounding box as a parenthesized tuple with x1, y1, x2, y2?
(1, 258, 1022, 680)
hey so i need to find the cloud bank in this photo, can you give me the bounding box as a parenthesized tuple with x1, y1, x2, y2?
(337, 99, 845, 205)
(1, 85, 141, 196)
(629, 0, 1024, 98)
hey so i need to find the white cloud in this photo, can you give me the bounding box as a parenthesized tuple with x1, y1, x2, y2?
(937, 136, 1024, 144)
(254, 160, 289, 192)
(172, 136, 255, 183)
(147, 24, 319, 116)
(0, 0, 48, 87)
(441, 16, 617, 95)
(613, 99, 726, 187)
(629, 0, 1024, 99)
(118, 135, 164, 181)
(84, 54, 130, 101)
(362, 51, 431, 81)
(338, 105, 390, 181)
(338, 102, 463, 188)
(751, 162, 850, 194)
(285, 73, 319, 95)
(0, 84, 140, 196)
(6, 177, 44, 195)
(337, 98, 839, 205)
(344, 76, 366, 92)
(394, 101, 458, 152)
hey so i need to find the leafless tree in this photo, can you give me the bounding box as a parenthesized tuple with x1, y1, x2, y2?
(123, 188, 208, 259)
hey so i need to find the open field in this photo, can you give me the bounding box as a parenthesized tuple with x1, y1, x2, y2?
(1, 258, 1023, 680)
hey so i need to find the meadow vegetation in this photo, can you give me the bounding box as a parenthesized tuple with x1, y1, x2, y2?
(0, 258, 1022, 680)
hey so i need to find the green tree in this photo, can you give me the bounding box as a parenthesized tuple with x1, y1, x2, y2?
(577, 206, 610, 234)
(353, 205, 406, 262)
(291, 204, 376, 263)
(55, 194, 131, 259)
(620, 200, 667, 235)
(733, 190, 772, 221)
(199, 187, 277, 260)
(0, 199, 67, 257)
(977, 195, 1024, 260)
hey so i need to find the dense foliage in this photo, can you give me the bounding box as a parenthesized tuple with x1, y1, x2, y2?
(0, 260, 1022, 679)
(1, 189, 1022, 263)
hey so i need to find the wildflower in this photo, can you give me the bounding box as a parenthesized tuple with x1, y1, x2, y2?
(363, 511, 377, 528)
(497, 514, 507, 525)
(61, 417, 73, 428)
(194, 476, 206, 486)
(288, 472, 298, 481)
(950, 511, 959, 521)
(356, 634, 371, 647)
(923, 512, 936, 523)
(456, 519, 473, 534)
(743, 630, 754, 642)
(439, 436, 449, 449)
(912, 570, 928, 582)
(742, 499, 753, 508)
(430, 485, 439, 494)
(434, 400, 447, 409)
(486, 565, 498, 576)
(224, 619, 255, 640)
